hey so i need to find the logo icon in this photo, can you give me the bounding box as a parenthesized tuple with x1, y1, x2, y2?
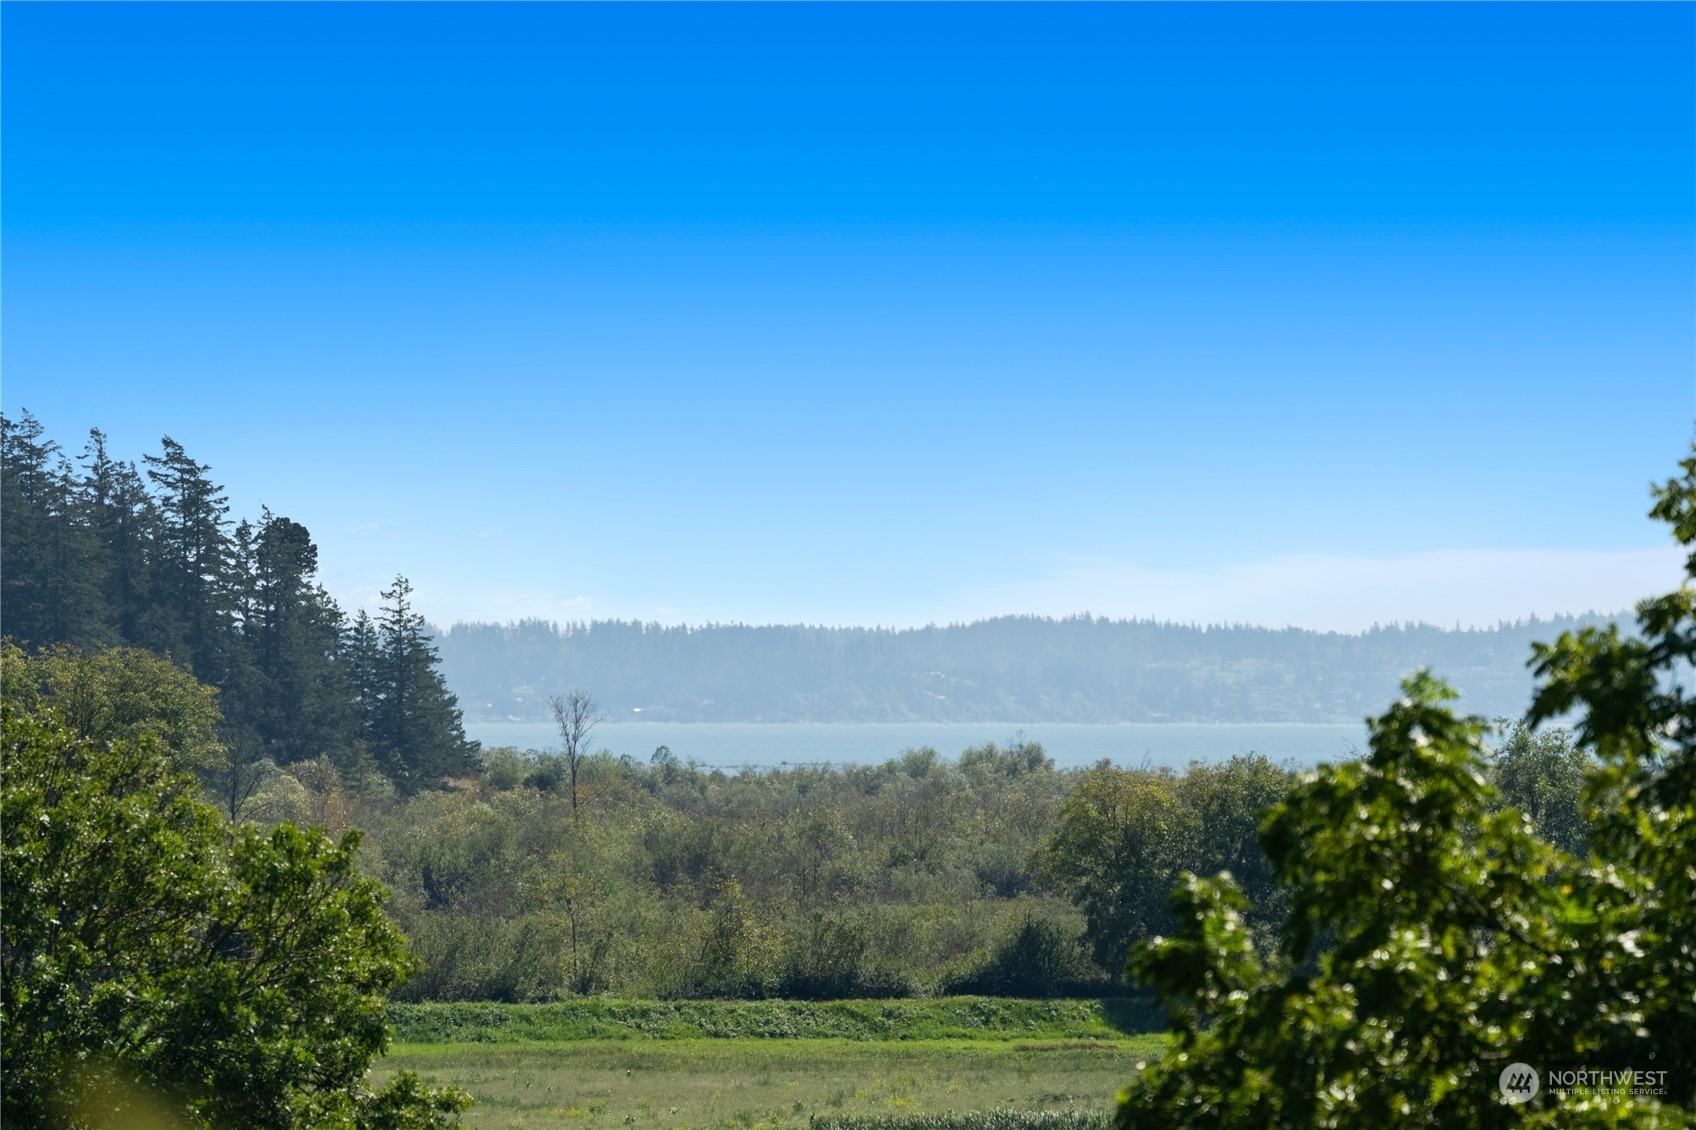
(1499, 1063, 1540, 1103)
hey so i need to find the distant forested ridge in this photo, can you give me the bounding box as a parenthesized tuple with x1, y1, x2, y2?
(1, 411, 477, 791)
(437, 612, 1618, 725)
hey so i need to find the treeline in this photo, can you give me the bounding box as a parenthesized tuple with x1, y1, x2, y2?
(237, 724, 1583, 1003)
(1, 411, 477, 792)
(437, 612, 1615, 725)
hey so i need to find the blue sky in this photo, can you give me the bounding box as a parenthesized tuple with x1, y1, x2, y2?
(5, 3, 1693, 630)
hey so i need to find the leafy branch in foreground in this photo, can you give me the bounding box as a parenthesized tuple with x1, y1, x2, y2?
(1118, 452, 1696, 1129)
(0, 693, 470, 1129)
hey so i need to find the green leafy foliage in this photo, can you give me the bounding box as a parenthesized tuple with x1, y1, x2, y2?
(218, 715, 1581, 1005)
(1117, 454, 1696, 1128)
(943, 916, 1108, 998)
(387, 997, 1160, 1044)
(1038, 756, 1296, 973)
(1038, 766, 1193, 975)
(252, 730, 1559, 1004)
(332, 743, 1096, 1002)
(0, 640, 226, 776)
(0, 701, 469, 1129)
(1488, 718, 1591, 858)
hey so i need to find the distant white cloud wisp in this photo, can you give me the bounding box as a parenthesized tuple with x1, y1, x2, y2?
(958, 547, 1684, 632)
(377, 548, 1682, 633)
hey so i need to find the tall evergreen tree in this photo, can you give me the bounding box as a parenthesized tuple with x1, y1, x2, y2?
(344, 608, 384, 755)
(0, 412, 108, 648)
(78, 429, 158, 646)
(245, 513, 351, 764)
(229, 516, 262, 638)
(141, 437, 235, 678)
(373, 576, 479, 790)
(215, 516, 268, 769)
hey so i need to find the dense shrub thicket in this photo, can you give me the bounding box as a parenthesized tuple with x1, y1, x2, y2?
(269, 736, 1115, 1001)
(233, 723, 1578, 1003)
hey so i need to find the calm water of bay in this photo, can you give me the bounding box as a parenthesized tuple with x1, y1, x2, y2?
(463, 721, 1369, 771)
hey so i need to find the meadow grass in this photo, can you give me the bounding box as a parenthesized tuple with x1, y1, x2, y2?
(372, 1035, 1167, 1130)
(388, 998, 1161, 1045)
(809, 1114, 1111, 1130)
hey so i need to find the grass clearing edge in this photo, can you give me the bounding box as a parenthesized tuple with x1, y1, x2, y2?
(388, 997, 1163, 1045)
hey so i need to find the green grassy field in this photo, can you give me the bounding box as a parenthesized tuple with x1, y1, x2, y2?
(373, 1000, 1167, 1130)
(374, 1037, 1163, 1130)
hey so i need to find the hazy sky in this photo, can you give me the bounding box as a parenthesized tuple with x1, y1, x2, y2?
(6, 4, 1692, 631)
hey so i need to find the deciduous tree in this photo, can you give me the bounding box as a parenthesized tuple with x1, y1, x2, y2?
(0, 698, 469, 1129)
(1488, 719, 1590, 858)
(1118, 454, 1696, 1128)
(1037, 766, 1194, 975)
(0, 641, 225, 777)
(549, 688, 604, 823)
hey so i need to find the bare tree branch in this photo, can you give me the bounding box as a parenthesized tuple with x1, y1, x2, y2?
(549, 689, 605, 824)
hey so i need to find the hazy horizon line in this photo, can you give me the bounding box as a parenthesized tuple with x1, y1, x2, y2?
(429, 607, 1628, 639)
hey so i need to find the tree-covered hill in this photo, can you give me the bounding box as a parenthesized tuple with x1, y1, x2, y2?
(436, 612, 1617, 725)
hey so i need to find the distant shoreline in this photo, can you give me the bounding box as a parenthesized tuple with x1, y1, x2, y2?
(463, 719, 1372, 770)
(438, 612, 1610, 731)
